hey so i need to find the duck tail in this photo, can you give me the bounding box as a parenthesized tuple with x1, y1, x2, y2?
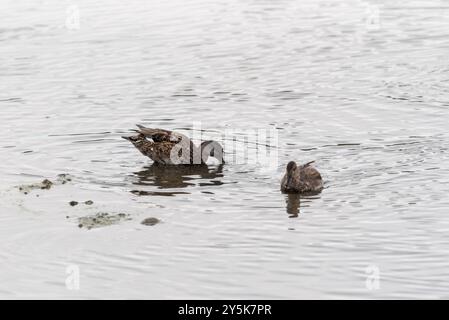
(302, 161, 315, 168)
(134, 124, 155, 136)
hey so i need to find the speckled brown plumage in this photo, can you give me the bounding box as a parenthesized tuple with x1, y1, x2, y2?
(134, 125, 187, 143)
(281, 161, 323, 194)
(122, 125, 224, 165)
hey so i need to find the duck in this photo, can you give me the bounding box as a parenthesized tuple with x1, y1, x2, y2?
(280, 161, 323, 194)
(122, 125, 224, 165)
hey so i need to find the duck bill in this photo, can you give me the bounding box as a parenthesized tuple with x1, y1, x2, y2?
(286, 174, 293, 188)
(121, 136, 131, 141)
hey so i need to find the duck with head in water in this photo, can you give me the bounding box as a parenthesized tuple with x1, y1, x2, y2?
(281, 161, 323, 194)
(122, 125, 224, 165)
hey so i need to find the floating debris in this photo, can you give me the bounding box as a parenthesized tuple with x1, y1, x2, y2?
(69, 201, 78, 206)
(18, 174, 72, 194)
(141, 217, 160, 226)
(77, 212, 131, 230)
(41, 179, 53, 189)
(84, 200, 94, 205)
(56, 174, 72, 184)
(18, 179, 53, 194)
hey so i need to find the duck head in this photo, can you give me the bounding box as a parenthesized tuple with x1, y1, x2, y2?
(200, 140, 225, 164)
(283, 161, 300, 192)
(122, 134, 147, 148)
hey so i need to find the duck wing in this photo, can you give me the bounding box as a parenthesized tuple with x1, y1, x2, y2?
(302, 165, 321, 180)
(300, 165, 323, 192)
(135, 125, 185, 143)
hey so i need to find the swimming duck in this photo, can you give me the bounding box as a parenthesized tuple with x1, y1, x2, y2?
(280, 161, 323, 194)
(122, 125, 224, 165)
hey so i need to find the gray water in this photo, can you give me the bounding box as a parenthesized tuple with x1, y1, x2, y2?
(1, 0, 449, 299)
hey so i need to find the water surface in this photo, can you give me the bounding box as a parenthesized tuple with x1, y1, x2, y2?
(1, 0, 449, 299)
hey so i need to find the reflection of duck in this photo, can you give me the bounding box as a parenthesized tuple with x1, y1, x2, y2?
(285, 194, 300, 217)
(122, 125, 224, 165)
(132, 163, 224, 190)
(281, 161, 323, 194)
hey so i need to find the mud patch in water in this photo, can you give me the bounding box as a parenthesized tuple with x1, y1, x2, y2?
(77, 212, 131, 230)
(56, 174, 72, 184)
(141, 217, 160, 226)
(69, 200, 94, 206)
(18, 179, 53, 194)
(18, 174, 73, 194)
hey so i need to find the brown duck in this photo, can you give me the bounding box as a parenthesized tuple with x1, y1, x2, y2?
(122, 125, 224, 165)
(280, 161, 323, 194)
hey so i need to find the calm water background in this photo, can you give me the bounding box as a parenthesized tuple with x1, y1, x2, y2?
(1, 0, 449, 299)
